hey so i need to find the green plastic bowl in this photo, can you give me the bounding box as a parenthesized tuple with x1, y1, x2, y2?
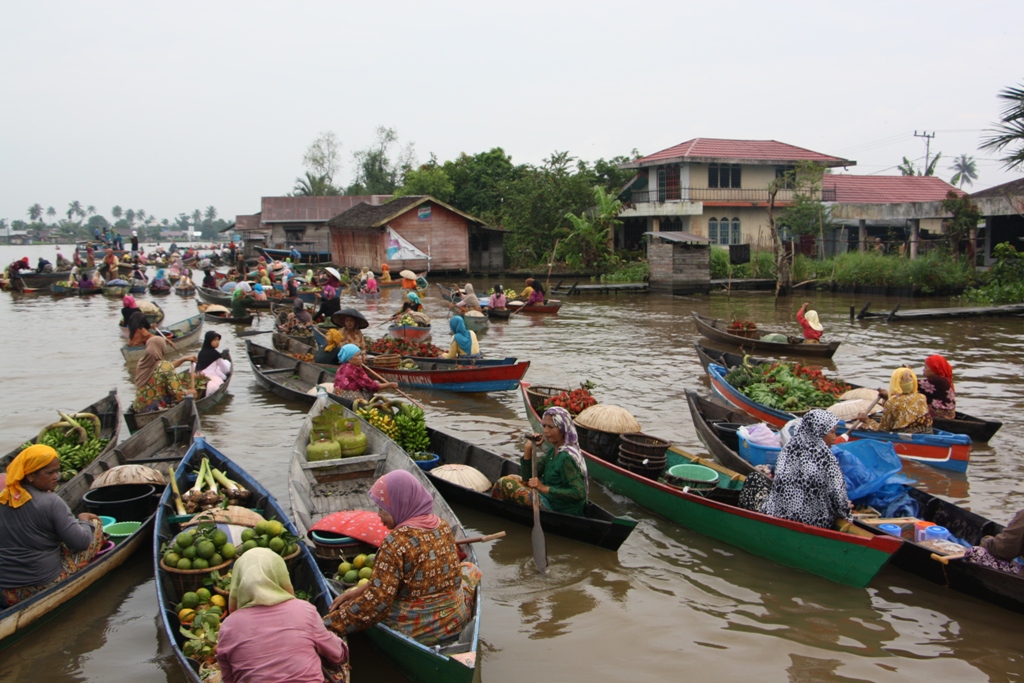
(103, 520, 142, 541)
(666, 464, 719, 484)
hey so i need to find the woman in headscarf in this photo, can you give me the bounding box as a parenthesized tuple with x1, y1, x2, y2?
(258, 268, 272, 286)
(519, 277, 535, 303)
(488, 284, 507, 310)
(332, 344, 397, 399)
(491, 406, 588, 515)
(120, 295, 140, 327)
(334, 309, 367, 350)
(279, 297, 313, 333)
(394, 291, 423, 318)
(252, 283, 268, 301)
(0, 445, 105, 605)
(127, 311, 154, 346)
(152, 268, 170, 291)
(202, 269, 217, 289)
(796, 302, 824, 343)
(856, 368, 933, 434)
(132, 337, 198, 413)
(90, 268, 105, 288)
(56, 252, 73, 270)
(196, 331, 231, 394)
(379, 263, 391, 282)
(325, 470, 482, 645)
(526, 279, 546, 305)
(759, 409, 850, 530)
(99, 250, 119, 279)
(451, 283, 482, 314)
(314, 328, 345, 365)
(216, 548, 348, 683)
(920, 355, 956, 419)
(130, 263, 147, 283)
(230, 283, 254, 320)
(363, 271, 378, 294)
(441, 316, 480, 359)
(313, 286, 340, 323)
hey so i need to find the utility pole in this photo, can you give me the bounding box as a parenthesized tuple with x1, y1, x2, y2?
(914, 130, 936, 175)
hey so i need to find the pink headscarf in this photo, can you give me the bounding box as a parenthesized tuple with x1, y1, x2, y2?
(368, 470, 440, 530)
(123, 295, 138, 308)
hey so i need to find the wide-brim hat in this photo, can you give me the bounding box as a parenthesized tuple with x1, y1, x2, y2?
(332, 308, 369, 329)
(272, 261, 286, 271)
(399, 270, 417, 280)
(325, 267, 342, 280)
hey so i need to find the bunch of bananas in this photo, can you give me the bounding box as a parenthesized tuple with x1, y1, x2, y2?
(357, 407, 400, 440)
(394, 403, 429, 453)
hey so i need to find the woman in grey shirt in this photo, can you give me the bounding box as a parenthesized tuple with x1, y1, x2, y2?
(0, 445, 104, 606)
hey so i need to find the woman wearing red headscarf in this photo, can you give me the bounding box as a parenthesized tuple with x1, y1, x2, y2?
(324, 470, 481, 645)
(920, 355, 956, 419)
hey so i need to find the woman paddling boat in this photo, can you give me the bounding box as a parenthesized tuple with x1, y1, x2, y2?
(132, 337, 200, 414)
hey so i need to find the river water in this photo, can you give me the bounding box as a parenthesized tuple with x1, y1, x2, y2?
(1, 244, 1022, 682)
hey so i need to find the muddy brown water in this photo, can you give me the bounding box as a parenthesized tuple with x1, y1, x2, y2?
(1, 244, 1023, 682)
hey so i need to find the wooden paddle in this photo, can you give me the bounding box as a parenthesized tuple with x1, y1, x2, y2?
(530, 437, 547, 573)
(456, 531, 506, 545)
(930, 552, 966, 564)
(363, 365, 427, 411)
(847, 394, 884, 432)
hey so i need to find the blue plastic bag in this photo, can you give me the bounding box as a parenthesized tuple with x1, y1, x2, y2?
(831, 440, 903, 501)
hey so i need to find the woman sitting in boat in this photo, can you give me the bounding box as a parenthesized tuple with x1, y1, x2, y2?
(314, 329, 344, 365)
(132, 337, 199, 413)
(379, 263, 391, 282)
(796, 302, 823, 343)
(962, 508, 1024, 577)
(121, 294, 140, 328)
(202, 269, 217, 289)
(399, 269, 418, 291)
(488, 284, 507, 310)
(279, 298, 313, 333)
(332, 344, 397, 398)
(90, 269, 105, 288)
(286, 275, 300, 299)
(152, 268, 170, 291)
(252, 283, 268, 302)
(258, 268, 272, 286)
(0, 445, 105, 606)
(450, 283, 482, 314)
(519, 277, 534, 303)
(760, 409, 851, 530)
(77, 271, 93, 290)
(313, 286, 341, 323)
(441, 316, 480, 359)
(130, 264, 148, 283)
(177, 269, 195, 290)
(325, 470, 481, 645)
(333, 309, 368, 350)
(527, 280, 546, 305)
(230, 285, 255, 320)
(196, 331, 231, 394)
(127, 312, 155, 346)
(99, 251, 119, 279)
(491, 406, 588, 516)
(361, 271, 379, 294)
(856, 368, 933, 434)
(919, 355, 956, 420)
(395, 291, 424, 317)
(56, 252, 73, 270)
(36, 257, 54, 273)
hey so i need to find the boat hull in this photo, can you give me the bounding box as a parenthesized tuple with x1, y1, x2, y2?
(506, 300, 562, 314)
(372, 360, 530, 393)
(256, 246, 332, 264)
(387, 325, 432, 341)
(124, 351, 232, 433)
(692, 311, 840, 358)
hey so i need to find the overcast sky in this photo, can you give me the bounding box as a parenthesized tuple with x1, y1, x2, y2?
(1, 1, 1021, 225)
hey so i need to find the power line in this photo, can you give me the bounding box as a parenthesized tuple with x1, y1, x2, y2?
(914, 131, 936, 172)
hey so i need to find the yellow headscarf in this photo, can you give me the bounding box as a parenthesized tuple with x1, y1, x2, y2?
(228, 547, 294, 612)
(325, 328, 344, 352)
(1, 445, 59, 508)
(889, 368, 918, 397)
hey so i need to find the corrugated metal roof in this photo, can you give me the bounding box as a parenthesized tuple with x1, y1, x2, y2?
(970, 177, 1024, 199)
(824, 175, 962, 204)
(261, 196, 385, 222)
(625, 138, 852, 168)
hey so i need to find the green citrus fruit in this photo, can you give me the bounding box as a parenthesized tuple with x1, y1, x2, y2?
(241, 528, 255, 543)
(220, 543, 237, 559)
(337, 561, 353, 576)
(196, 588, 212, 603)
(240, 540, 258, 553)
(181, 592, 200, 609)
(211, 529, 228, 547)
(254, 521, 269, 536)
(358, 567, 372, 580)
(176, 558, 193, 570)
(268, 537, 286, 554)
(196, 540, 216, 560)
(266, 520, 284, 537)
(176, 531, 195, 548)
(182, 545, 198, 560)
(191, 558, 209, 570)
(365, 553, 375, 568)
(343, 570, 359, 584)
(209, 553, 224, 567)
(164, 552, 181, 567)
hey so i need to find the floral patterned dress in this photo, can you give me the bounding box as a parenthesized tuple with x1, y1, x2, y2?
(919, 376, 956, 419)
(132, 360, 205, 412)
(861, 393, 933, 433)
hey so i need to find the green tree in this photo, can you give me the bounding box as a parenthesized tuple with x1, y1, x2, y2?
(981, 82, 1024, 171)
(561, 186, 624, 270)
(67, 200, 83, 222)
(346, 126, 415, 195)
(775, 162, 836, 258)
(440, 148, 518, 220)
(111, 205, 123, 220)
(941, 190, 981, 259)
(293, 171, 341, 196)
(191, 209, 203, 237)
(125, 209, 135, 226)
(28, 204, 43, 221)
(86, 205, 96, 217)
(204, 206, 217, 223)
(395, 155, 455, 202)
(949, 154, 979, 188)
(136, 209, 147, 224)
(302, 131, 343, 182)
(898, 153, 942, 176)
(46, 206, 56, 221)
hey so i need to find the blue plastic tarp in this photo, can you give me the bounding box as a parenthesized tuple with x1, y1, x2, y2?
(831, 439, 903, 501)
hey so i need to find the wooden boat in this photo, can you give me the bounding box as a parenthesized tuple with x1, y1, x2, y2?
(705, 362, 972, 472)
(16, 271, 73, 290)
(49, 283, 102, 296)
(388, 324, 432, 341)
(297, 289, 321, 304)
(256, 245, 332, 264)
(149, 281, 171, 295)
(487, 307, 512, 320)
(506, 300, 562, 314)
(355, 289, 381, 300)
(308, 330, 518, 368)
(289, 394, 479, 683)
(123, 351, 233, 434)
(370, 357, 530, 393)
(686, 389, 1024, 615)
(246, 340, 337, 405)
(694, 343, 1003, 442)
(174, 285, 196, 297)
(436, 283, 457, 302)
(692, 311, 841, 359)
(121, 314, 204, 363)
(156, 436, 347, 683)
(461, 314, 489, 333)
(128, 280, 148, 294)
(856, 300, 1024, 322)
(520, 383, 902, 587)
(197, 284, 299, 310)
(425, 428, 637, 550)
(196, 302, 254, 325)
(0, 398, 198, 649)
(103, 283, 131, 297)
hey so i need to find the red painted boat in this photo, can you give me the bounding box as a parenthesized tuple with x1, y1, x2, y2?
(706, 363, 972, 472)
(371, 358, 530, 392)
(387, 324, 432, 341)
(506, 300, 562, 314)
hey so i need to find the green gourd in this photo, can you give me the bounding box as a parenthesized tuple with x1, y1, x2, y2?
(306, 429, 341, 462)
(336, 420, 367, 457)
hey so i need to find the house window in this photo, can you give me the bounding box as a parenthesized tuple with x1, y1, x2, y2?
(709, 164, 741, 188)
(658, 166, 681, 201)
(284, 226, 306, 243)
(731, 218, 741, 244)
(775, 166, 796, 189)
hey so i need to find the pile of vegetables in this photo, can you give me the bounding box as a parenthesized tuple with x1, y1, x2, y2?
(24, 411, 108, 480)
(790, 363, 851, 397)
(169, 457, 251, 514)
(542, 384, 598, 417)
(487, 287, 518, 300)
(724, 359, 843, 412)
(161, 523, 237, 572)
(354, 397, 430, 453)
(727, 320, 758, 332)
(366, 337, 442, 358)
(354, 397, 400, 440)
(288, 352, 315, 363)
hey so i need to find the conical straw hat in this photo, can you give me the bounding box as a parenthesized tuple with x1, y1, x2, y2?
(573, 404, 641, 434)
(431, 464, 492, 492)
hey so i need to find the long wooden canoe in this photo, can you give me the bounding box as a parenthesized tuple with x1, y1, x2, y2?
(692, 311, 841, 359)
(370, 357, 530, 393)
(686, 389, 1024, 615)
(123, 351, 233, 434)
(289, 394, 480, 683)
(121, 314, 204, 363)
(49, 283, 103, 296)
(246, 340, 336, 405)
(426, 427, 637, 551)
(506, 300, 562, 314)
(520, 383, 902, 587)
(387, 324, 432, 341)
(197, 284, 301, 310)
(694, 343, 1003, 442)
(196, 302, 254, 325)
(156, 436, 348, 683)
(16, 271, 73, 290)
(306, 330, 519, 368)
(0, 398, 198, 650)
(705, 362, 973, 472)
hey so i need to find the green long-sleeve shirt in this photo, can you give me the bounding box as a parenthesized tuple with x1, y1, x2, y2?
(526, 446, 587, 516)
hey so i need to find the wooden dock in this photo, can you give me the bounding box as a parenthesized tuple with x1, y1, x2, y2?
(853, 301, 1024, 322)
(550, 281, 649, 295)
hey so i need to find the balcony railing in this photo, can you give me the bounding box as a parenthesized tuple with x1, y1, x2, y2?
(629, 187, 836, 203)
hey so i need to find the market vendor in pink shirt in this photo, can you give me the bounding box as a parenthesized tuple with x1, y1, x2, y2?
(216, 548, 348, 683)
(796, 302, 824, 343)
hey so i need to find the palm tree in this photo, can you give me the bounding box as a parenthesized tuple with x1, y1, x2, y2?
(125, 209, 136, 226)
(111, 205, 123, 220)
(46, 207, 56, 221)
(292, 171, 340, 196)
(67, 200, 82, 221)
(86, 205, 96, 217)
(949, 154, 979, 189)
(981, 82, 1024, 171)
(204, 206, 217, 223)
(136, 209, 147, 224)
(28, 204, 43, 221)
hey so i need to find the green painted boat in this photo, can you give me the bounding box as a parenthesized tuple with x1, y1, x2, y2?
(520, 383, 903, 587)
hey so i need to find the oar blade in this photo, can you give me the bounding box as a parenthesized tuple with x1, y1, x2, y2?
(532, 494, 547, 573)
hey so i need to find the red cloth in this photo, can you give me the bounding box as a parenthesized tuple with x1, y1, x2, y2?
(796, 310, 822, 341)
(310, 510, 388, 547)
(333, 363, 379, 394)
(925, 355, 954, 390)
(216, 599, 346, 683)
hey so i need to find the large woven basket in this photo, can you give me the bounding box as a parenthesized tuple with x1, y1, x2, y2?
(526, 386, 567, 412)
(183, 506, 266, 528)
(620, 433, 670, 459)
(369, 353, 401, 369)
(160, 557, 233, 595)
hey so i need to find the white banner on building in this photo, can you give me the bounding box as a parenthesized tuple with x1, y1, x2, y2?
(385, 226, 428, 261)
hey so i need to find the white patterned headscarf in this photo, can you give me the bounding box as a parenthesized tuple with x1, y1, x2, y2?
(542, 406, 588, 485)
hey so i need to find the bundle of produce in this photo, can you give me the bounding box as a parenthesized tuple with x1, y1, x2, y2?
(235, 519, 300, 559)
(24, 411, 108, 480)
(399, 359, 418, 369)
(790, 363, 851, 397)
(393, 402, 430, 453)
(176, 588, 225, 667)
(161, 523, 237, 573)
(366, 336, 442, 358)
(288, 352, 315, 363)
(397, 314, 422, 327)
(334, 552, 376, 587)
(487, 287, 518, 300)
(173, 457, 251, 514)
(724, 359, 841, 412)
(542, 384, 598, 417)
(353, 396, 400, 440)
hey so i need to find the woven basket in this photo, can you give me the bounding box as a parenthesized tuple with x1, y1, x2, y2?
(526, 386, 567, 412)
(369, 354, 401, 369)
(619, 432, 670, 459)
(615, 453, 664, 480)
(729, 327, 758, 339)
(160, 558, 233, 595)
(183, 506, 266, 528)
(618, 444, 668, 467)
(576, 424, 623, 463)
